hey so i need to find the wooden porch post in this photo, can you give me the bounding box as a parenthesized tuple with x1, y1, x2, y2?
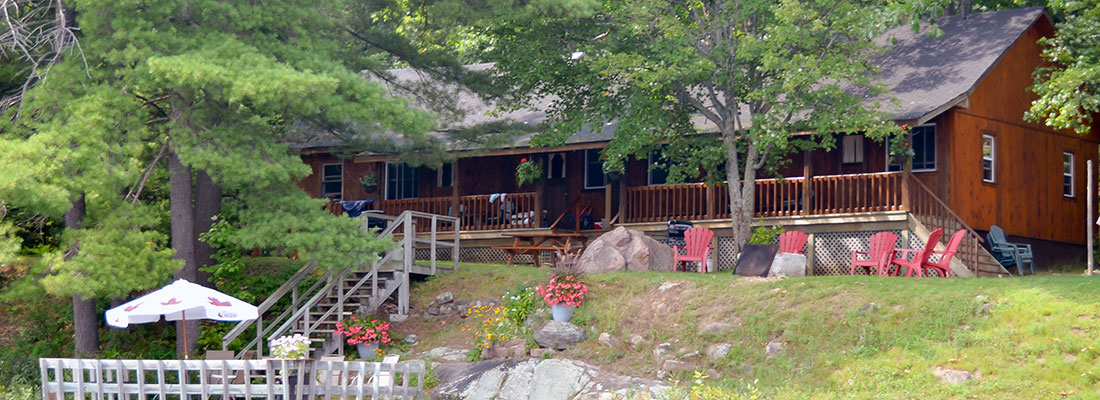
(806, 232, 815, 275)
(802, 149, 812, 216)
(605, 181, 613, 228)
(706, 184, 716, 220)
(617, 166, 628, 226)
(535, 158, 544, 228)
(451, 159, 461, 219)
(901, 160, 912, 211)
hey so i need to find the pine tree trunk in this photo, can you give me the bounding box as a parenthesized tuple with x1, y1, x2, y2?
(65, 194, 98, 357)
(169, 149, 198, 357)
(193, 169, 221, 287)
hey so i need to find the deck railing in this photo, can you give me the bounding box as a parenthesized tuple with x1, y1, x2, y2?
(907, 175, 993, 276)
(624, 184, 709, 223)
(378, 192, 537, 231)
(39, 358, 424, 400)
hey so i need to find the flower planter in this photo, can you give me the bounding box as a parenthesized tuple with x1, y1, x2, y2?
(361, 184, 377, 193)
(356, 342, 380, 359)
(551, 304, 575, 322)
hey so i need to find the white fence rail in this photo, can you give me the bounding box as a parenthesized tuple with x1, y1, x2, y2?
(39, 358, 424, 400)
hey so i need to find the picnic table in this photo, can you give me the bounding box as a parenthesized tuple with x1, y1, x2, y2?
(492, 232, 588, 267)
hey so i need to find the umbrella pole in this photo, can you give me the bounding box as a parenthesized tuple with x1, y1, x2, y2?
(182, 310, 189, 359)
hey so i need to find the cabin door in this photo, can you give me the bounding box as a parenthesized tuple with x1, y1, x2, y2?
(543, 153, 570, 228)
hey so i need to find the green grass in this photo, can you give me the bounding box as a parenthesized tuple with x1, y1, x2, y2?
(405, 264, 1100, 399)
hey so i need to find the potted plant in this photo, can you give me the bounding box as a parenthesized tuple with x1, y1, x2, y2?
(270, 334, 312, 359)
(360, 174, 379, 193)
(535, 274, 589, 322)
(334, 315, 392, 358)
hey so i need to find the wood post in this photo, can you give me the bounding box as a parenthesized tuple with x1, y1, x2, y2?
(605, 182, 613, 228)
(1089, 159, 1094, 276)
(618, 166, 628, 226)
(802, 149, 812, 216)
(901, 161, 912, 211)
(535, 158, 544, 228)
(706, 184, 716, 220)
(806, 232, 815, 275)
(451, 159, 460, 220)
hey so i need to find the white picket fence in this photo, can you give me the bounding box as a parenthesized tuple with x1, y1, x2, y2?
(39, 358, 424, 400)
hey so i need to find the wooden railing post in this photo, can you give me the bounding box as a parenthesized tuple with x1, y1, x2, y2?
(706, 184, 716, 219)
(901, 161, 912, 211)
(618, 173, 628, 226)
(802, 150, 812, 216)
(605, 182, 613, 227)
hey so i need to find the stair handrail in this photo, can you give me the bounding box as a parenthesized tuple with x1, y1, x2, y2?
(263, 212, 411, 350)
(221, 211, 408, 355)
(907, 175, 985, 243)
(221, 260, 321, 351)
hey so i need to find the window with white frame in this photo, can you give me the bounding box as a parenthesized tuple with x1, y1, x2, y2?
(648, 151, 669, 185)
(982, 134, 995, 183)
(584, 149, 607, 189)
(321, 163, 342, 199)
(842, 134, 864, 164)
(888, 124, 936, 172)
(437, 162, 453, 187)
(386, 163, 419, 200)
(1063, 152, 1074, 197)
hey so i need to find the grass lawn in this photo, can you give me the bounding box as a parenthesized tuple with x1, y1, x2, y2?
(402, 263, 1100, 399)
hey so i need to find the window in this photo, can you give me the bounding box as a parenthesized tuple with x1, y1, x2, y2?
(584, 149, 607, 189)
(321, 163, 342, 199)
(385, 163, 419, 200)
(437, 163, 453, 187)
(982, 134, 995, 183)
(888, 124, 936, 172)
(842, 135, 864, 164)
(648, 151, 669, 185)
(1063, 152, 1074, 197)
(547, 153, 566, 179)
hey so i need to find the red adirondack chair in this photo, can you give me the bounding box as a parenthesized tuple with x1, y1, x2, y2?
(889, 229, 943, 277)
(922, 229, 966, 278)
(850, 232, 898, 276)
(777, 231, 808, 254)
(672, 227, 715, 273)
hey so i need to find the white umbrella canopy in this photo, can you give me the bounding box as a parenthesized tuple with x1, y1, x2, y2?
(106, 279, 258, 357)
(106, 279, 259, 328)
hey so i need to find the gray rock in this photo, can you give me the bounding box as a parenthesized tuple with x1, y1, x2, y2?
(427, 305, 440, 315)
(629, 335, 645, 350)
(705, 369, 721, 380)
(680, 351, 701, 360)
(768, 252, 807, 277)
(403, 334, 418, 346)
(657, 281, 684, 292)
(389, 314, 408, 323)
(765, 341, 784, 360)
(533, 321, 588, 349)
(436, 291, 454, 304)
(655, 370, 669, 380)
(699, 322, 733, 335)
(932, 367, 975, 384)
(530, 348, 554, 358)
(574, 227, 675, 274)
(423, 346, 470, 362)
(858, 303, 879, 314)
(489, 299, 500, 307)
(455, 300, 469, 314)
(977, 303, 992, 315)
(440, 304, 454, 315)
(706, 343, 732, 361)
(661, 359, 695, 372)
(653, 343, 672, 358)
(598, 333, 616, 347)
(433, 358, 669, 400)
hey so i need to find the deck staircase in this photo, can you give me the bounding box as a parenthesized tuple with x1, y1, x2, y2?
(907, 176, 1010, 277)
(220, 211, 460, 358)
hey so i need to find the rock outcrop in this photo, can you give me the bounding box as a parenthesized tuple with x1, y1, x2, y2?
(575, 227, 675, 273)
(433, 359, 668, 400)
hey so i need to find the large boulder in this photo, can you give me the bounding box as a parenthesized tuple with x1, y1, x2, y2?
(768, 252, 807, 277)
(533, 321, 587, 349)
(433, 358, 669, 400)
(575, 227, 675, 273)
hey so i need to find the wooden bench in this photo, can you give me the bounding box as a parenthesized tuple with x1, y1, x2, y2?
(491, 245, 576, 267)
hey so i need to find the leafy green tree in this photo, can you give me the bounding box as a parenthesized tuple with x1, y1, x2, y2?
(1025, 0, 1100, 135)
(1, 0, 438, 356)
(488, 0, 934, 254)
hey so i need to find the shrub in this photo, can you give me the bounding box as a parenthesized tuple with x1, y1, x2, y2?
(501, 284, 536, 327)
(334, 315, 392, 346)
(749, 225, 785, 245)
(535, 274, 589, 307)
(462, 304, 521, 351)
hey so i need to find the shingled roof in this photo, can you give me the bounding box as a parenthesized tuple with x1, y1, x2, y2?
(870, 6, 1047, 123)
(298, 7, 1048, 153)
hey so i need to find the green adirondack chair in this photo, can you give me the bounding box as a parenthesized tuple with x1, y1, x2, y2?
(987, 225, 1035, 275)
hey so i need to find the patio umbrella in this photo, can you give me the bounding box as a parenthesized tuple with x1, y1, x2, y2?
(105, 279, 259, 357)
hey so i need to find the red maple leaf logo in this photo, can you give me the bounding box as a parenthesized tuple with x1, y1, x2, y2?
(161, 298, 181, 306)
(208, 297, 231, 307)
(124, 302, 143, 312)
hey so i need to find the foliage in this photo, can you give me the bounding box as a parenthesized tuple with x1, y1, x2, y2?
(0, 384, 39, 400)
(488, 0, 934, 255)
(501, 284, 537, 328)
(620, 371, 763, 400)
(749, 225, 786, 245)
(0, 295, 70, 386)
(334, 315, 393, 346)
(1025, 0, 1100, 135)
(514, 158, 542, 186)
(269, 334, 311, 360)
(462, 304, 521, 351)
(359, 174, 379, 187)
(535, 274, 589, 307)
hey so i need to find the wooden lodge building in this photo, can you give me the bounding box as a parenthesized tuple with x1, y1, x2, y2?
(298, 7, 1097, 277)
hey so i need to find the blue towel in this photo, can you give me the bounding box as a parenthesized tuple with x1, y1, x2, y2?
(489, 193, 501, 203)
(340, 200, 374, 218)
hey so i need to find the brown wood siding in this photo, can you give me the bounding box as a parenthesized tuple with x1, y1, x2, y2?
(946, 17, 1099, 245)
